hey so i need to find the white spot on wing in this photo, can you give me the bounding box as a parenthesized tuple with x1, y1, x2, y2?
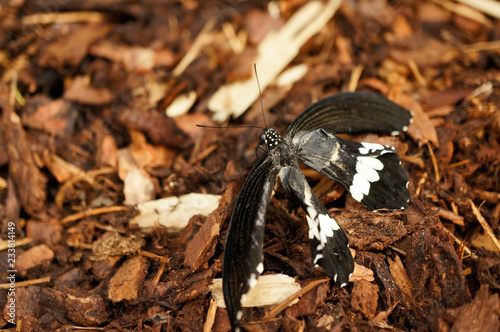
(350, 173, 371, 201)
(359, 142, 394, 155)
(256, 262, 264, 274)
(358, 156, 384, 170)
(304, 186, 322, 243)
(248, 273, 258, 289)
(306, 215, 320, 241)
(360, 142, 386, 151)
(314, 252, 324, 262)
(350, 184, 364, 202)
(349, 150, 397, 203)
(303, 185, 342, 253)
(356, 161, 380, 182)
(306, 206, 318, 221)
(318, 214, 339, 236)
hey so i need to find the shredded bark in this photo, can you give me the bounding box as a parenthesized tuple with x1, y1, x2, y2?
(1, 1, 499, 331)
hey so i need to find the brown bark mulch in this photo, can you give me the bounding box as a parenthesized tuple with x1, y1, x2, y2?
(1, 1, 499, 331)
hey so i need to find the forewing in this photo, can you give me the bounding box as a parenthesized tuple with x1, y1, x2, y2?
(292, 129, 409, 210)
(222, 155, 279, 331)
(279, 164, 354, 286)
(286, 91, 412, 137)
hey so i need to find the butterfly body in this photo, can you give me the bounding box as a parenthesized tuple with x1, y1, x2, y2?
(222, 91, 412, 331)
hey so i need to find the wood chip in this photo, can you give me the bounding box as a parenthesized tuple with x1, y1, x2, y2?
(470, 199, 500, 252)
(438, 208, 465, 226)
(108, 255, 149, 302)
(17, 244, 54, 277)
(130, 193, 221, 231)
(165, 90, 197, 117)
(211, 274, 302, 308)
(2, 105, 47, 215)
(39, 24, 111, 68)
(450, 285, 500, 331)
(64, 76, 116, 105)
(455, 0, 500, 19)
(351, 280, 379, 319)
(387, 255, 413, 299)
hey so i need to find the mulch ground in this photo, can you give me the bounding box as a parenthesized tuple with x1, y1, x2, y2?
(1, 0, 500, 331)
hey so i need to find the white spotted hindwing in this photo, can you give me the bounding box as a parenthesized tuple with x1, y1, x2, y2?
(222, 155, 279, 331)
(342, 139, 409, 210)
(279, 164, 354, 286)
(290, 129, 409, 211)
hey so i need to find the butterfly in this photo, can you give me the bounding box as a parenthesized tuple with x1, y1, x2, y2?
(222, 91, 412, 331)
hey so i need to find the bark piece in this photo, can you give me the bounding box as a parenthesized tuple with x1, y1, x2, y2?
(7, 286, 44, 321)
(406, 228, 468, 308)
(351, 280, 379, 319)
(64, 76, 116, 105)
(334, 211, 407, 250)
(108, 255, 149, 302)
(22, 96, 77, 135)
(39, 24, 111, 67)
(392, 93, 439, 147)
(26, 219, 62, 246)
(116, 108, 191, 149)
(284, 281, 329, 318)
(90, 40, 176, 70)
(450, 285, 500, 332)
(65, 293, 110, 326)
(2, 105, 47, 216)
(17, 244, 54, 277)
(184, 184, 234, 270)
(356, 252, 404, 307)
(39, 287, 110, 326)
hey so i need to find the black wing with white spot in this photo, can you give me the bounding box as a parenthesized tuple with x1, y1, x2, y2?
(291, 129, 409, 210)
(342, 139, 409, 210)
(286, 91, 412, 137)
(279, 164, 354, 285)
(222, 155, 279, 331)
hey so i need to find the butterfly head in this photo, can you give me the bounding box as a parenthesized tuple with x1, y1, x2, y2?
(259, 128, 282, 151)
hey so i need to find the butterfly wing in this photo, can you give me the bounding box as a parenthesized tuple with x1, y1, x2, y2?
(342, 138, 410, 210)
(291, 129, 409, 210)
(286, 91, 412, 137)
(279, 164, 354, 285)
(223, 155, 279, 331)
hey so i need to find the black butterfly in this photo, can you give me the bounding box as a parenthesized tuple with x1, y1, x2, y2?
(222, 91, 412, 331)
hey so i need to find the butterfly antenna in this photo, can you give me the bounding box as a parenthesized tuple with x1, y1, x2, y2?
(254, 63, 267, 129)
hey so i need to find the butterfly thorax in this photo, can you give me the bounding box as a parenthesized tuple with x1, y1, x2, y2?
(259, 128, 297, 167)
